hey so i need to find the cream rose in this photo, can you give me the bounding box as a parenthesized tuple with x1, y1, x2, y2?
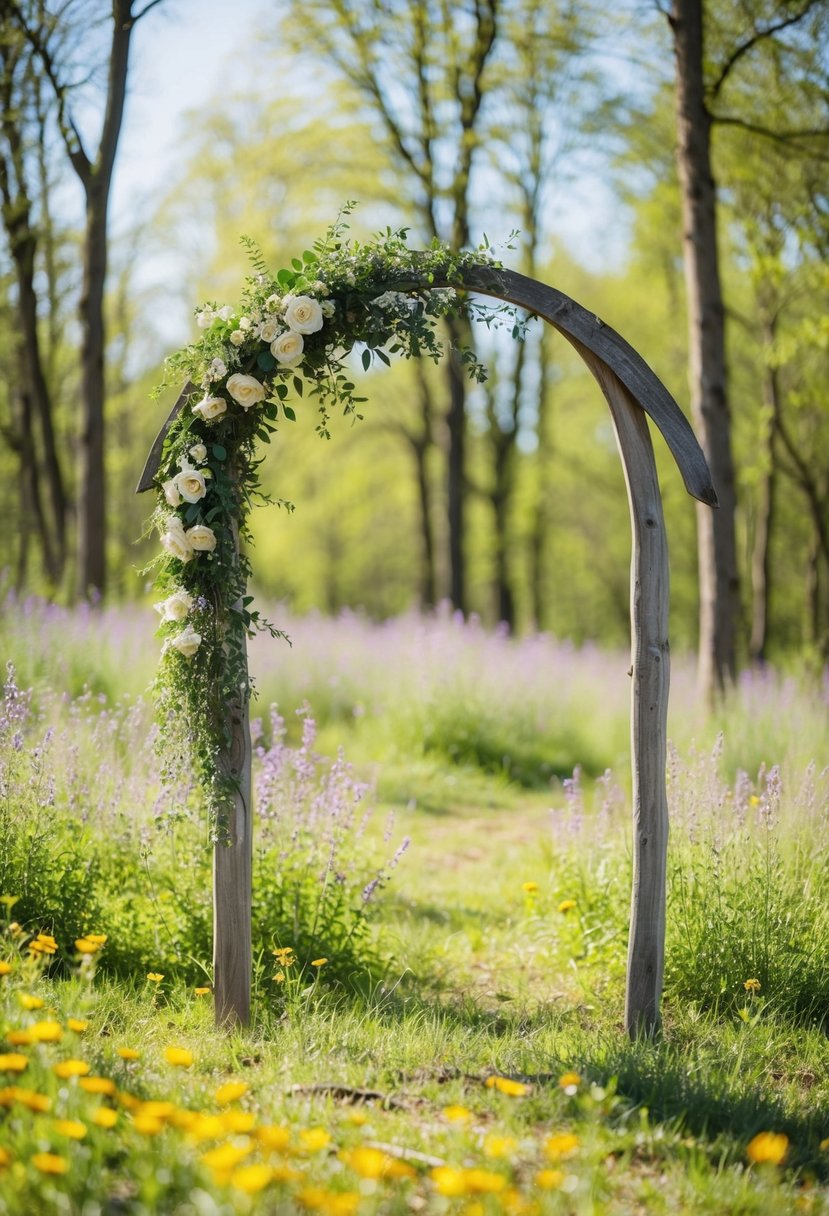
(208, 357, 227, 381)
(188, 443, 207, 465)
(230, 329, 245, 346)
(283, 295, 324, 335)
(173, 464, 210, 504)
(186, 524, 217, 552)
(170, 624, 201, 658)
(226, 373, 266, 409)
(259, 318, 281, 343)
(154, 589, 194, 622)
(162, 479, 181, 507)
(196, 307, 215, 329)
(160, 516, 193, 564)
(192, 395, 227, 421)
(270, 331, 304, 366)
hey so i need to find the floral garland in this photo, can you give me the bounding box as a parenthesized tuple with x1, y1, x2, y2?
(147, 206, 513, 826)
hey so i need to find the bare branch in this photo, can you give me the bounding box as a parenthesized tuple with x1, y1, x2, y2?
(134, 0, 166, 20)
(709, 0, 825, 99)
(711, 110, 829, 157)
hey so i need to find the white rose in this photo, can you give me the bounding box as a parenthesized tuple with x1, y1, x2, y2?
(162, 478, 181, 507)
(170, 624, 201, 658)
(218, 305, 234, 321)
(259, 318, 281, 343)
(283, 295, 324, 335)
(239, 316, 252, 331)
(189, 443, 207, 465)
(230, 329, 245, 346)
(186, 524, 217, 552)
(226, 373, 266, 408)
(154, 589, 194, 622)
(192, 395, 227, 421)
(173, 465, 210, 504)
(160, 516, 193, 564)
(265, 294, 281, 311)
(270, 331, 304, 366)
(208, 358, 227, 381)
(196, 307, 215, 329)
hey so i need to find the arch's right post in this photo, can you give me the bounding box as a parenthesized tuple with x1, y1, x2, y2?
(603, 376, 670, 1037)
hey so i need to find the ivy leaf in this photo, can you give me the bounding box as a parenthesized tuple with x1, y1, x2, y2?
(361, 348, 371, 371)
(275, 383, 288, 400)
(292, 376, 304, 398)
(376, 348, 391, 366)
(212, 445, 227, 460)
(283, 405, 296, 422)
(257, 351, 276, 372)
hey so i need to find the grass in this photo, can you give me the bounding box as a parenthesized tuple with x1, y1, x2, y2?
(0, 596, 828, 1213)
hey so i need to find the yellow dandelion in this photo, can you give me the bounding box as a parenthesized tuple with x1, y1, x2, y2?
(92, 1107, 118, 1129)
(163, 1045, 193, 1068)
(52, 1059, 90, 1079)
(430, 1166, 470, 1197)
(0, 961, 12, 976)
(744, 978, 762, 993)
(116, 1047, 140, 1061)
(558, 899, 577, 914)
(146, 972, 164, 983)
(443, 1103, 473, 1123)
(346, 1109, 367, 1126)
(222, 1110, 256, 1134)
(747, 1131, 788, 1165)
(545, 1132, 580, 1159)
(559, 1071, 582, 1093)
(483, 1134, 518, 1158)
(117, 1091, 141, 1110)
(53, 1119, 87, 1139)
(272, 946, 295, 960)
(139, 1101, 177, 1122)
(486, 1075, 529, 1097)
(341, 1145, 396, 1180)
(201, 1143, 253, 1172)
(74, 938, 103, 955)
(5, 1086, 50, 1112)
(6, 1030, 33, 1046)
(17, 993, 44, 1011)
(299, 1127, 331, 1153)
(465, 1168, 507, 1193)
(0, 1054, 28, 1073)
(273, 972, 285, 983)
(32, 1152, 68, 1175)
(66, 1018, 89, 1033)
(0, 895, 18, 909)
(231, 1163, 273, 1195)
(257, 1123, 291, 1151)
(29, 1020, 62, 1043)
(194, 986, 211, 996)
(535, 1168, 565, 1190)
(819, 1137, 829, 1151)
(79, 1079, 115, 1099)
(311, 958, 328, 967)
(132, 1113, 164, 1137)
(0, 1145, 11, 1170)
(522, 881, 539, 893)
(186, 1113, 225, 1142)
(214, 1080, 248, 1105)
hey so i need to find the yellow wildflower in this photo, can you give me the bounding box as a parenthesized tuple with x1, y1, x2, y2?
(52, 1059, 90, 1079)
(1, 1086, 50, 1112)
(483, 1134, 518, 1158)
(132, 1113, 164, 1136)
(17, 993, 44, 1011)
(138, 1100, 177, 1122)
(522, 882, 539, 893)
(486, 1075, 529, 1097)
(744, 978, 762, 993)
(67, 1018, 89, 1033)
(146, 972, 164, 983)
(164, 1045, 193, 1068)
(92, 1107, 118, 1129)
(231, 1164, 274, 1194)
(201, 1143, 253, 1172)
(116, 1047, 140, 1061)
(819, 1137, 829, 1151)
(6, 1030, 33, 1046)
(341, 1145, 395, 1179)
(74, 938, 103, 955)
(558, 899, 577, 914)
(32, 1152, 68, 1175)
(465, 1168, 507, 1193)
(272, 947, 295, 960)
(747, 1131, 788, 1165)
(214, 1080, 248, 1105)
(559, 1071, 582, 1093)
(431, 1166, 470, 1197)
(0, 1054, 28, 1073)
(0, 896, 18, 909)
(311, 958, 328, 967)
(185, 1113, 225, 1142)
(29, 933, 57, 955)
(273, 972, 286, 982)
(79, 1076, 115, 1096)
(545, 1132, 580, 1159)
(222, 1110, 256, 1134)
(257, 1124, 291, 1151)
(0, 961, 12, 976)
(443, 1103, 473, 1123)
(299, 1127, 331, 1153)
(29, 1020, 62, 1043)
(194, 987, 211, 996)
(535, 1168, 565, 1190)
(53, 1119, 87, 1139)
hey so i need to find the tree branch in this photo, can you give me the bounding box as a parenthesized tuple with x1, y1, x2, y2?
(710, 111, 829, 157)
(708, 0, 824, 99)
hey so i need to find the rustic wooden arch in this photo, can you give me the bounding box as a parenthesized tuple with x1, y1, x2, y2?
(139, 263, 716, 1038)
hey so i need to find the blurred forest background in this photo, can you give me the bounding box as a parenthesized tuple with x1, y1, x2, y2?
(1, 0, 827, 695)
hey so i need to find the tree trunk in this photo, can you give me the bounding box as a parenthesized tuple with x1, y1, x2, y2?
(749, 318, 780, 664)
(444, 316, 468, 614)
(670, 0, 740, 701)
(413, 362, 437, 608)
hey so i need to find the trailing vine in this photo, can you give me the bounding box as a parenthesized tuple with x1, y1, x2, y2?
(146, 205, 518, 827)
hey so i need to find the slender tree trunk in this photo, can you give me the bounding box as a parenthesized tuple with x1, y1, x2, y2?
(670, 0, 740, 701)
(412, 362, 437, 608)
(529, 328, 553, 630)
(749, 318, 780, 664)
(445, 317, 468, 613)
(10, 379, 54, 588)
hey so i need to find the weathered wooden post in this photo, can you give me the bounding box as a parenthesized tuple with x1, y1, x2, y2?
(138, 260, 715, 1038)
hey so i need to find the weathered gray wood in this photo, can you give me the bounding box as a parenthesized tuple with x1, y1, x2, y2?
(573, 339, 669, 1034)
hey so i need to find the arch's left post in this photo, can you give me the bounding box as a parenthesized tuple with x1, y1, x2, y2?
(213, 521, 253, 1027)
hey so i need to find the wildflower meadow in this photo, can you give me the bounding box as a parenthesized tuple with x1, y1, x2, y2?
(1, 594, 828, 1214)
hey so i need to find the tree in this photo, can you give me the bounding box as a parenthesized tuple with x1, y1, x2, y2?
(9, 0, 165, 599)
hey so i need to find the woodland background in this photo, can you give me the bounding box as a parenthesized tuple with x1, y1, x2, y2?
(1, 0, 827, 693)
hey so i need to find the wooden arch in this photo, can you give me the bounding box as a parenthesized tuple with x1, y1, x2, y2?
(139, 263, 716, 1037)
